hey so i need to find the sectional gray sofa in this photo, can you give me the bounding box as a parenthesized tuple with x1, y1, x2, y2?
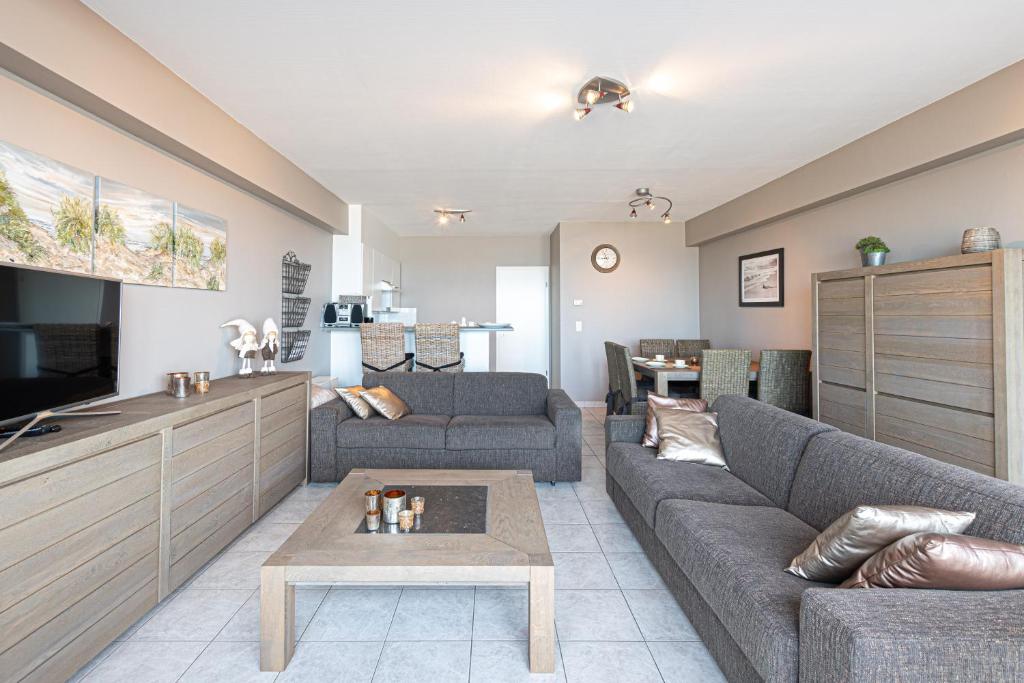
(310, 372, 582, 483)
(605, 395, 1024, 682)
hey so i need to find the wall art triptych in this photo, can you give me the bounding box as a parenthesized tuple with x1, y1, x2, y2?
(0, 139, 227, 290)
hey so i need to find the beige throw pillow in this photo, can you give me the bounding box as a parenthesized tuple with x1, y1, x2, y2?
(335, 385, 373, 419)
(643, 395, 708, 448)
(359, 386, 410, 420)
(311, 384, 337, 409)
(655, 410, 727, 467)
(786, 505, 976, 583)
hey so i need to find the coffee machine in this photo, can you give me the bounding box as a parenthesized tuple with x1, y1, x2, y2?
(321, 294, 370, 327)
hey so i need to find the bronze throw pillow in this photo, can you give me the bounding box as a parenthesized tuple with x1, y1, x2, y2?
(655, 410, 726, 467)
(335, 385, 373, 419)
(359, 386, 410, 420)
(841, 532, 1024, 590)
(643, 394, 708, 448)
(786, 505, 976, 583)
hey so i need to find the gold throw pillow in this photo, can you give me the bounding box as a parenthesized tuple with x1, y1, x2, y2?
(335, 385, 372, 419)
(359, 386, 410, 420)
(655, 410, 726, 467)
(643, 395, 708, 447)
(786, 505, 976, 582)
(841, 532, 1024, 590)
(311, 384, 337, 409)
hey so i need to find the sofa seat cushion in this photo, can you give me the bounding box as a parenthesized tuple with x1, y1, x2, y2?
(337, 414, 450, 449)
(446, 415, 555, 451)
(655, 499, 831, 683)
(607, 442, 773, 527)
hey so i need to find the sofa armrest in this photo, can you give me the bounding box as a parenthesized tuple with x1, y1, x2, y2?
(546, 389, 582, 481)
(605, 415, 644, 449)
(309, 399, 352, 482)
(800, 587, 1024, 682)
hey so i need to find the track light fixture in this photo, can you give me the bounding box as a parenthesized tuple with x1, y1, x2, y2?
(434, 208, 472, 226)
(574, 76, 632, 120)
(628, 188, 673, 223)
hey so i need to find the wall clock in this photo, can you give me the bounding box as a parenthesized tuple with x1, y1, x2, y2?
(591, 244, 620, 273)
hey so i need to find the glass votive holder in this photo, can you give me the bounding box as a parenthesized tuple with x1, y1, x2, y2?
(397, 509, 415, 532)
(410, 496, 425, 515)
(382, 489, 406, 524)
(365, 489, 382, 513)
(166, 372, 191, 398)
(365, 509, 381, 532)
(193, 370, 210, 394)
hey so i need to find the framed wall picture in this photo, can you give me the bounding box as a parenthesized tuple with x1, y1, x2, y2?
(738, 248, 784, 307)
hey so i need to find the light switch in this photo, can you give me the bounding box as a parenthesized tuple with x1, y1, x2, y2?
(575, 321, 583, 332)
(573, 299, 584, 306)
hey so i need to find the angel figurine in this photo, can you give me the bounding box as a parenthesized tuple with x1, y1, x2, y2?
(221, 318, 259, 376)
(259, 318, 280, 374)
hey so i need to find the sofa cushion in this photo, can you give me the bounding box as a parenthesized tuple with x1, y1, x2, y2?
(655, 499, 831, 682)
(446, 415, 555, 451)
(337, 414, 450, 449)
(453, 372, 548, 416)
(606, 442, 773, 527)
(788, 431, 1024, 544)
(712, 395, 835, 508)
(362, 373, 454, 415)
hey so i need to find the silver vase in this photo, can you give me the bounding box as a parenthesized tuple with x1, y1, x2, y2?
(861, 251, 887, 267)
(961, 227, 1001, 254)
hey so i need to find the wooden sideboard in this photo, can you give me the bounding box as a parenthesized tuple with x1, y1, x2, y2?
(812, 250, 1023, 483)
(0, 371, 310, 682)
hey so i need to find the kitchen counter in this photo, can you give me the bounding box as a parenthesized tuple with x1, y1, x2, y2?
(322, 325, 513, 332)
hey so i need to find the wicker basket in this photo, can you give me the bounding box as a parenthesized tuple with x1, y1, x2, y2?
(281, 296, 311, 327)
(961, 227, 1001, 254)
(281, 329, 311, 363)
(281, 252, 311, 294)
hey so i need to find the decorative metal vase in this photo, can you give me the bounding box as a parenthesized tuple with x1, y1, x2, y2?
(861, 251, 887, 267)
(961, 227, 1001, 254)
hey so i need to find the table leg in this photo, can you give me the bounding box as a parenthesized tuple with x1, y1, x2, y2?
(529, 565, 555, 673)
(657, 373, 668, 396)
(260, 565, 295, 671)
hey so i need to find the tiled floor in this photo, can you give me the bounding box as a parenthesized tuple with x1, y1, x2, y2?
(71, 407, 726, 682)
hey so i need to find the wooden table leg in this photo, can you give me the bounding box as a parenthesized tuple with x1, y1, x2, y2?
(260, 565, 295, 672)
(656, 373, 668, 396)
(529, 565, 555, 673)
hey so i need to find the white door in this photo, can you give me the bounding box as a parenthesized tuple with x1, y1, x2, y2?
(495, 266, 550, 377)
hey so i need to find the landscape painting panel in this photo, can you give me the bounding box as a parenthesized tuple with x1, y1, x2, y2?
(740, 250, 782, 305)
(95, 178, 173, 286)
(174, 204, 227, 290)
(0, 140, 94, 274)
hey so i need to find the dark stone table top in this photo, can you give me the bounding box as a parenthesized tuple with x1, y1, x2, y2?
(354, 484, 488, 534)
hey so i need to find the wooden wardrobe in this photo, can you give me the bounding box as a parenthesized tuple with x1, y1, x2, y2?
(812, 249, 1023, 484)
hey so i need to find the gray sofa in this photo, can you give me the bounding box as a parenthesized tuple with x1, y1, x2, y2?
(311, 372, 582, 482)
(605, 395, 1024, 682)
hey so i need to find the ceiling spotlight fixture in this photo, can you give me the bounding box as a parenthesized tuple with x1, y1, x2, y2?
(627, 188, 673, 223)
(574, 76, 632, 121)
(434, 208, 472, 226)
(459, 213, 466, 223)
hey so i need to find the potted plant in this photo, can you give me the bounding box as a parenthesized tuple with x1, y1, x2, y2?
(855, 236, 890, 267)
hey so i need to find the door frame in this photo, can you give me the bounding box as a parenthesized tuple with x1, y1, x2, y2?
(495, 266, 550, 378)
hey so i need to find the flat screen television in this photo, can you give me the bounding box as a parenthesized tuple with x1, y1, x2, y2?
(0, 262, 121, 426)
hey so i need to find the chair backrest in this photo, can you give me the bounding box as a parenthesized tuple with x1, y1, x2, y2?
(700, 349, 751, 406)
(360, 323, 412, 372)
(363, 372, 454, 414)
(757, 350, 811, 414)
(639, 338, 675, 358)
(413, 323, 464, 372)
(675, 339, 711, 362)
(604, 341, 621, 396)
(609, 342, 644, 415)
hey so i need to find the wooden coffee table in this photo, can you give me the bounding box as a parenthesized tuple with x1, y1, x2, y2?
(259, 469, 555, 673)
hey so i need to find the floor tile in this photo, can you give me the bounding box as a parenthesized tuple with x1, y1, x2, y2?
(303, 588, 401, 641)
(560, 641, 662, 683)
(189, 551, 273, 590)
(552, 553, 618, 589)
(647, 641, 727, 682)
(131, 589, 252, 641)
(277, 641, 383, 682)
(230, 521, 300, 552)
(373, 641, 471, 683)
(262, 496, 324, 523)
(554, 590, 642, 641)
(571, 480, 609, 502)
(114, 602, 164, 641)
(539, 496, 589, 525)
(179, 641, 277, 682)
(470, 640, 565, 682)
(387, 588, 474, 640)
(217, 587, 327, 642)
(473, 589, 528, 640)
(605, 553, 667, 590)
(591, 524, 643, 553)
(580, 498, 623, 525)
(623, 590, 700, 641)
(286, 483, 337, 501)
(68, 640, 122, 682)
(545, 524, 601, 553)
(535, 482, 580, 502)
(579, 455, 603, 471)
(83, 641, 206, 682)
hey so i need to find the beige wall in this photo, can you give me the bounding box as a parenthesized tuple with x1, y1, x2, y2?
(553, 222, 700, 403)
(0, 73, 332, 398)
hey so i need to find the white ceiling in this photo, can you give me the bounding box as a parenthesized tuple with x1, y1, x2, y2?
(84, 1, 1024, 237)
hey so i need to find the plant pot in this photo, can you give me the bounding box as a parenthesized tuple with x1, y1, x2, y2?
(861, 251, 887, 267)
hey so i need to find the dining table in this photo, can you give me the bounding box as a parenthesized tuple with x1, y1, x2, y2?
(632, 358, 760, 396)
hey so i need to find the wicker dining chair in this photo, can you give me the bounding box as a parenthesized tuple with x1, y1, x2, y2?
(699, 349, 752, 407)
(757, 349, 812, 415)
(609, 342, 648, 415)
(675, 339, 711, 363)
(639, 338, 676, 358)
(360, 323, 414, 373)
(413, 323, 465, 372)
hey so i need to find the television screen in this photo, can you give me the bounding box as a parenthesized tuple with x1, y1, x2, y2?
(0, 263, 121, 425)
